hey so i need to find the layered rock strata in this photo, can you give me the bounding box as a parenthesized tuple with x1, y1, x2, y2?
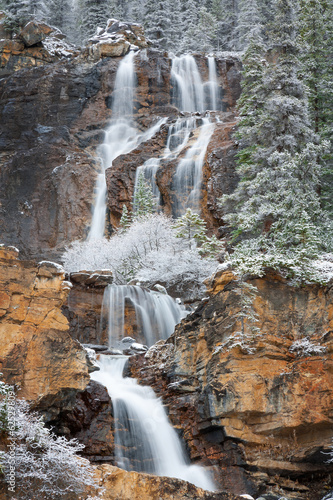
(129, 270, 333, 498)
(0, 245, 90, 419)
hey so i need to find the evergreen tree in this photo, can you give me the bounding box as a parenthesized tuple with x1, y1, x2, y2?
(213, 0, 239, 51)
(196, 6, 217, 53)
(130, 0, 145, 24)
(133, 172, 155, 218)
(0, 0, 49, 21)
(119, 204, 132, 232)
(172, 208, 207, 249)
(49, 0, 79, 42)
(299, 0, 333, 212)
(166, 0, 182, 53)
(78, 0, 110, 38)
(179, 0, 199, 53)
(234, 0, 262, 50)
(219, 0, 330, 281)
(144, 0, 170, 50)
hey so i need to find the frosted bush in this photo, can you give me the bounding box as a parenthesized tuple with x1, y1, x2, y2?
(289, 338, 327, 357)
(62, 213, 219, 288)
(0, 393, 98, 499)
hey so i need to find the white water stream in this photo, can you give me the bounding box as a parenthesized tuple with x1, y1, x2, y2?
(102, 284, 186, 348)
(88, 51, 166, 239)
(133, 55, 219, 217)
(91, 355, 215, 491)
(86, 53, 221, 491)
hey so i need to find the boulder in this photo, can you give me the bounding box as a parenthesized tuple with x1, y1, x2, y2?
(19, 20, 53, 47)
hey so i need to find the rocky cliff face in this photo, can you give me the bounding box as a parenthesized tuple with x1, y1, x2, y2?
(0, 245, 90, 419)
(0, 18, 241, 261)
(129, 270, 333, 498)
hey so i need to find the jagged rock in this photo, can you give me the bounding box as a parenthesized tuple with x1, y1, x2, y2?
(123, 342, 148, 355)
(129, 270, 333, 497)
(87, 19, 148, 60)
(94, 464, 244, 500)
(49, 380, 114, 460)
(0, 18, 76, 77)
(0, 246, 90, 418)
(19, 20, 53, 47)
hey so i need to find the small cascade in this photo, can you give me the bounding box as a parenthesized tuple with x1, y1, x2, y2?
(171, 55, 220, 113)
(207, 56, 219, 111)
(132, 117, 197, 209)
(102, 284, 186, 349)
(172, 118, 215, 216)
(88, 51, 167, 240)
(171, 55, 205, 112)
(91, 355, 215, 491)
(165, 117, 197, 156)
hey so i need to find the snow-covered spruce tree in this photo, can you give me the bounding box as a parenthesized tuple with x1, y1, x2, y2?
(133, 171, 155, 218)
(299, 0, 333, 212)
(196, 6, 217, 53)
(172, 208, 207, 249)
(77, 0, 111, 39)
(220, 0, 331, 282)
(166, 0, 182, 53)
(212, 0, 239, 51)
(234, 0, 263, 51)
(118, 204, 132, 232)
(143, 0, 170, 50)
(179, 0, 199, 53)
(129, 0, 145, 24)
(171, 208, 223, 257)
(49, 0, 79, 43)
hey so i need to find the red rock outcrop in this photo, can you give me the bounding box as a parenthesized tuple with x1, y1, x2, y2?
(129, 270, 333, 499)
(0, 245, 90, 419)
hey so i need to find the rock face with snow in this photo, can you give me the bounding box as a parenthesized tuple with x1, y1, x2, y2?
(0, 16, 76, 77)
(129, 269, 333, 498)
(0, 245, 90, 419)
(87, 19, 148, 59)
(0, 18, 241, 260)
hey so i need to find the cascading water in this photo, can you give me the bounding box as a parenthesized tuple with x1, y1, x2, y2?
(132, 55, 220, 216)
(102, 284, 186, 348)
(88, 51, 166, 239)
(172, 118, 215, 216)
(91, 355, 215, 491)
(168, 56, 218, 216)
(207, 56, 219, 111)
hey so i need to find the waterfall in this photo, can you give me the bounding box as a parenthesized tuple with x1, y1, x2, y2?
(171, 55, 205, 112)
(131, 55, 221, 217)
(88, 51, 166, 240)
(207, 56, 219, 111)
(91, 355, 215, 491)
(172, 118, 215, 216)
(102, 284, 186, 349)
(171, 55, 219, 113)
(132, 116, 197, 210)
